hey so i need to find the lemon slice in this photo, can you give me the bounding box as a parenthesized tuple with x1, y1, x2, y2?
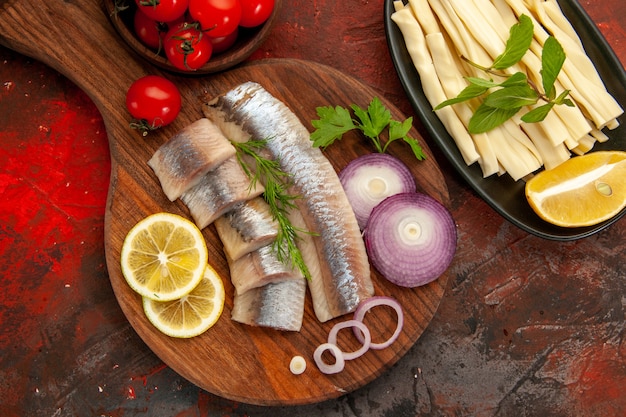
(525, 151, 626, 227)
(121, 212, 208, 301)
(143, 265, 225, 338)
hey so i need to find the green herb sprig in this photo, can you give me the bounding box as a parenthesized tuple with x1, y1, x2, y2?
(435, 14, 574, 134)
(310, 97, 427, 161)
(232, 139, 312, 280)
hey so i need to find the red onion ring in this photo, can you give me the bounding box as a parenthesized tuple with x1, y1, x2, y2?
(313, 343, 345, 374)
(363, 192, 457, 287)
(327, 319, 372, 361)
(339, 153, 416, 229)
(353, 296, 404, 350)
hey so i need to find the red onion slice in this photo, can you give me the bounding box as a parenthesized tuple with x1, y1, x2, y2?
(353, 296, 404, 350)
(313, 343, 345, 374)
(327, 319, 372, 361)
(363, 192, 456, 287)
(339, 154, 416, 229)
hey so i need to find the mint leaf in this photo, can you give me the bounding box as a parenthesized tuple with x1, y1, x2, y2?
(483, 85, 538, 109)
(554, 90, 574, 107)
(541, 36, 566, 99)
(492, 14, 534, 70)
(435, 83, 489, 109)
(468, 104, 520, 133)
(310, 105, 356, 148)
(500, 72, 528, 87)
(521, 103, 554, 123)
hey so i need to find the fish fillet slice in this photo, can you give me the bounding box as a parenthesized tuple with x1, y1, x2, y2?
(227, 243, 304, 295)
(148, 118, 236, 201)
(214, 197, 279, 261)
(203, 82, 374, 322)
(231, 279, 307, 332)
(180, 156, 264, 229)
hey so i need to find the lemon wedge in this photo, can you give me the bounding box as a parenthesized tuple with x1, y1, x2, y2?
(525, 151, 626, 227)
(143, 265, 225, 338)
(121, 212, 208, 301)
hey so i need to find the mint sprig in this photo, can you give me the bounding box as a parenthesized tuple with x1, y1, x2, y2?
(434, 14, 574, 134)
(311, 97, 426, 161)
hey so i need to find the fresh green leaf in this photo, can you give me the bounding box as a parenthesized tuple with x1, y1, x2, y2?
(541, 36, 566, 99)
(351, 97, 391, 140)
(310, 97, 426, 164)
(468, 104, 520, 133)
(403, 136, 427, 161)
(465, 77, 500, 88)
(435, 83, 489, 109)
(554, 89, 573, 106)
(483, 85, 538, 109)
(310, 105, 356, 148)
(492, 14, 534, 70)
(521, 103, 554, 123)
(500, 72, 528, 87)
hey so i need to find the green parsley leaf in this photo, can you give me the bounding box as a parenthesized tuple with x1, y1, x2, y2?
(492, 14, 534, 70)
(351, 97, 391, 140)
(310, 98, 426, 163)
(310, 105, 356, 148)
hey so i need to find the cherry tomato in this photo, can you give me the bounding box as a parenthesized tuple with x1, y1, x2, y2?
(239, 0, 274, 28)
(164, 23, 213, 70)
(135, 0, 189, 23)
(125, 75, 181, 134)
(133, 9, 163, 49)
(188, 0, 242, 38)
(210, 27, 239, 54)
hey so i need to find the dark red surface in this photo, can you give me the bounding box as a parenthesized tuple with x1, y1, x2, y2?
(1, 0, 625, 416)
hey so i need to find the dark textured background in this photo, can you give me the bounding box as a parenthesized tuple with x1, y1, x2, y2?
(1, 0, 625, 415)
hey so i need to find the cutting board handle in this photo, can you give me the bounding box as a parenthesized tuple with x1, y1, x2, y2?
(0, 0, 146, 122)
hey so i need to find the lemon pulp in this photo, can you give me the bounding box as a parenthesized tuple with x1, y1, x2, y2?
(143, 265, 225, 338)
(121, 212, 208, 301)
(525, 151, 626, 227)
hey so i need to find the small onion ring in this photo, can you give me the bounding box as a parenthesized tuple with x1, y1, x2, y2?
(353, 296, 404, 350)
(313, 343, 345, 374)
(327, 319, 372, 361)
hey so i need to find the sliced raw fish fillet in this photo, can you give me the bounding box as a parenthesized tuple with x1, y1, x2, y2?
(180, 156, 264, 229)
(203, 82, 374, 321)
(227, 243, 304, 295)
(231, 279, 306, 332)
(214, 197, 279, 261)
(148, 118, 236, 201)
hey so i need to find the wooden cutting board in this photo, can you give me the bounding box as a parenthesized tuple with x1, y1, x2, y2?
(0, 0, 451, 406)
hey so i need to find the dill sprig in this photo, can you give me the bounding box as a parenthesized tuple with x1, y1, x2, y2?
(232, 139, 312, 280)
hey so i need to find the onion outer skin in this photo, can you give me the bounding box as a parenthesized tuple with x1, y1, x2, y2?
(313, 343, 345, 374)
(363, 192, 456, 288)
(327, 319, 372, 361)
(339, 153, 416, 229)
(353, 296, 404, 350)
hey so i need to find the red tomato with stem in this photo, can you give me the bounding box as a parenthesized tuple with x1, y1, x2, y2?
(164, 23, 213, 70)
(125, 75, 182, 134)
(239, 0, 274, 28)
(135, 0, 189, 23)
(188, 0, 242, 38)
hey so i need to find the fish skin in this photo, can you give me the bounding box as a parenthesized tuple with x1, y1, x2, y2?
(231, 279, 306, 332)
(180, 156, 264, 229)
(228, 243, 304, 295)
(203, 82, 374, 321)
(148, 118, 236, 201)
(214, 197, 279, 261)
